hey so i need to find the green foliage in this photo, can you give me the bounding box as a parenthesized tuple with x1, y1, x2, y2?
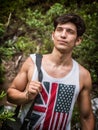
(0, 64, 5, 83)
(72, 2, 98, 83)
(0, 46, 14, 60)
(25, 9, 45, 27)
(0, 39, 15, 83)
(0, 23, 5, 36)
(0, 91, 15, 123)
(72, 104, 80, 129)
(46, 3, 66, 19)
(0, 108, 15, 122)
(15, 36, 38, 54)
(0, 0, 36, 22)
(0, 91, 6, 100)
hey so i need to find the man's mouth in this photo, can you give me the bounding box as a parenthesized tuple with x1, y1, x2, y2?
(58, 40, 68, 44)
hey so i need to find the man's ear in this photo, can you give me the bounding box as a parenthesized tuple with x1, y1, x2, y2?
(75, 37, 82, 46)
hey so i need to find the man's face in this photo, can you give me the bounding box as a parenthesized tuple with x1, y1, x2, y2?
(52, 22, 81, 53)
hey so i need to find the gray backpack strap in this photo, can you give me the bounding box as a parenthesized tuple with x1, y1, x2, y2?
(36, 53, 43, 82)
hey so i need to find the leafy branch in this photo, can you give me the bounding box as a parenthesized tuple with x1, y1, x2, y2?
(0, 91, 15, 123)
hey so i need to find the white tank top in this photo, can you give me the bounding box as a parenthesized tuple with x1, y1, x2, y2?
(20, 54, 80, 130)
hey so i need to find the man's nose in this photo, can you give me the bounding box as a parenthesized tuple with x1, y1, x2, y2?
(61, 30, 67, 38)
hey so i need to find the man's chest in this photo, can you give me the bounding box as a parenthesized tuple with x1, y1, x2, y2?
(43, 65, 73, 79)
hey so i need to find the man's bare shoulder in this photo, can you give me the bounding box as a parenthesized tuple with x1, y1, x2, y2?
(11, 56, 35, 88)
(79, 64, 92, 89)
(79, 64, 90, 77)
(21, 56, 34, 72)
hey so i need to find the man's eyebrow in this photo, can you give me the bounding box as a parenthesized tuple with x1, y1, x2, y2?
(57, 26, 76, 32)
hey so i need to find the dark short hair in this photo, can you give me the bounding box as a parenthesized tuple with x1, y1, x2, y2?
(53, 13, 86, 37)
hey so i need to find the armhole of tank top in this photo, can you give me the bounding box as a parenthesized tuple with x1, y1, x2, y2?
(73, 60, 80, 93)
(30, 54, 38, 81)
(30, 54, 36, 63)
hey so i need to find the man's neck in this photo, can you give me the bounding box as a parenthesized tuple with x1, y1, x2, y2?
(50, 48, 73, 66)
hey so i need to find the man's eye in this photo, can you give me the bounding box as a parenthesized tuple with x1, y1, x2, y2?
(67, 29, 75, 34)
(56, 27, 63, 32)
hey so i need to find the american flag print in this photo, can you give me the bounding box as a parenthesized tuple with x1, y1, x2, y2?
(29, 82, 76, 130)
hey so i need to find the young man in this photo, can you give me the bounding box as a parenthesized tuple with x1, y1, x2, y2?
(7, 13, 95, 130)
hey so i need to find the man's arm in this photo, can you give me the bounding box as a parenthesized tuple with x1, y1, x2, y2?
(78, 67, 95, 130)
(7, 57, 42, 105)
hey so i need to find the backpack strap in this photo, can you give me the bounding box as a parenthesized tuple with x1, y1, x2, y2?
(13, 105, 21, 118)
(36, 53, 43, 82)
(20, 53, 43, 130)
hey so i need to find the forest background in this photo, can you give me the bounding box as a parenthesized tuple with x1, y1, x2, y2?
(0, 0, 98, 129)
